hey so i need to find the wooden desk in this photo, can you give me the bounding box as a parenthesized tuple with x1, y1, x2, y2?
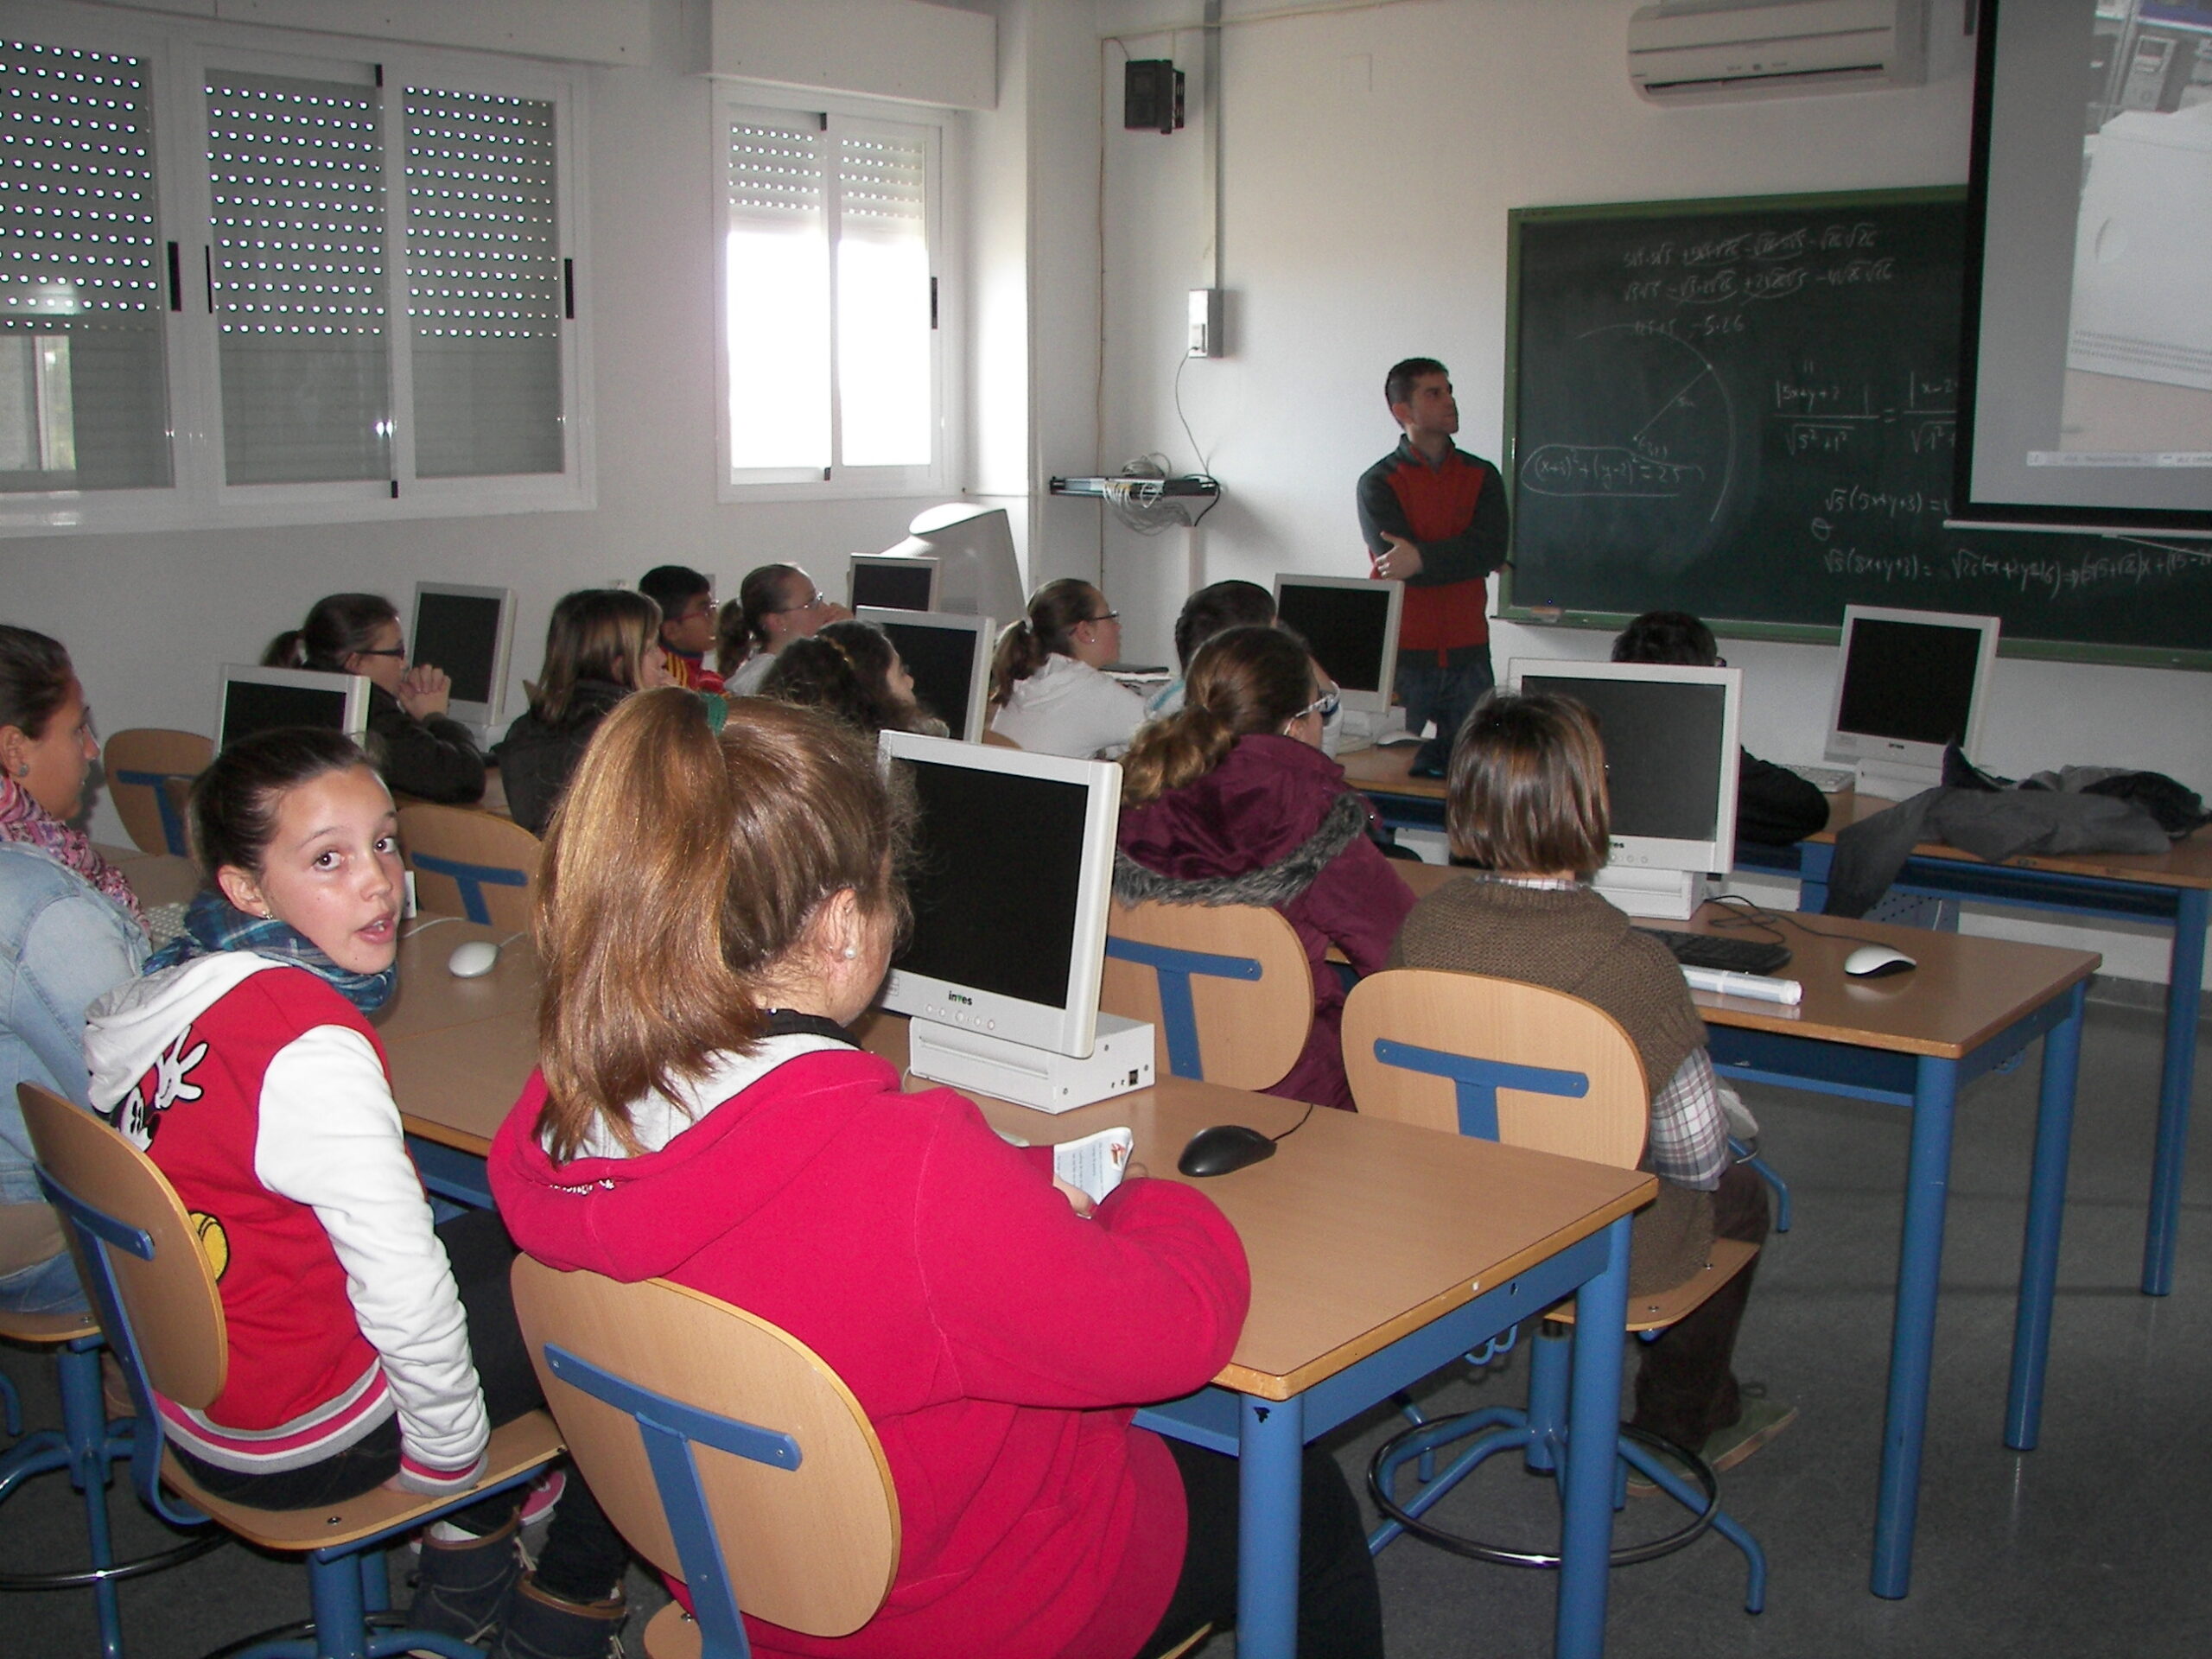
(1389, 863, 2097, 1599)
(1338, 742, 1447, 824)
(1750, 794, 2212, 1299)
(385, 978, 1651, 1659)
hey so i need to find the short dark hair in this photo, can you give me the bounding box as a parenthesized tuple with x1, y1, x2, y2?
(191, 727, 377, 881)
(1445, 690, 1610, 876)
(1613, 611, 1718, 668)
(639, 565, 713, 619)
(1384, 357, 1448, 411)
(1172, 580, 1276, 668)
(0, 625, 75, 741)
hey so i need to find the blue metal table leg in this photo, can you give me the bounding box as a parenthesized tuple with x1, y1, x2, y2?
(1871, 1054, 1959, 1600)
(2144, 887, 2207, 1297)
(1794, 842, 1835, 915)
(2007, 982, 2084, 1451)
(1555, 1213, 1632, 1659)
(1236, 1390, 1306, 1659)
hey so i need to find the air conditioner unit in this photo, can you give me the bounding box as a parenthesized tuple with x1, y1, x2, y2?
(1629, 0, 1929, 104)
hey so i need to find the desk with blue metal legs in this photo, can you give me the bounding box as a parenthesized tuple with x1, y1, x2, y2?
(387, 989, 1656, 1659)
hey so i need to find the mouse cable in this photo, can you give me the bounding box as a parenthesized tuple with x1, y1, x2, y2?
(1270, 1099, 1319, 1145)
(1697, 892, 1890, 955)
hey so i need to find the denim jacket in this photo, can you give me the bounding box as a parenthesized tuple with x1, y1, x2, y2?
(0, 841, 147, 1204)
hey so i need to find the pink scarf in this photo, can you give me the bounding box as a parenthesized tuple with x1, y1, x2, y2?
(0, 773, 146, 931)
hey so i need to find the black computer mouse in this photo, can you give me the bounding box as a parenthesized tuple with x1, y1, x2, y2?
(1178, 1123, 1279, 1179)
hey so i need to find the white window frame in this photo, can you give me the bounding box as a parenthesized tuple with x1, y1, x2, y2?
(713, 83, 957, 504)
(0, 2, 592, 537)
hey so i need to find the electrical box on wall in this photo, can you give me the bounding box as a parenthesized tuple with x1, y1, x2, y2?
(1125, 60, 1185, 132)
(1188, 289, 1224, 358)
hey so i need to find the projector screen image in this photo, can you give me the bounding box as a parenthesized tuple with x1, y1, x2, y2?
(893, 758, 1091, 1010)
(1275, 582, 1394, 694)
(876, 619, 978, 739)
(1523, 675, 1726, 843)
(411, 591, 504, 705)
(1835, 617, 1984, 746)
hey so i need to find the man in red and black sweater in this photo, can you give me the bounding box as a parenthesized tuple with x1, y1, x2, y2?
(1356, 357, 1510, 776)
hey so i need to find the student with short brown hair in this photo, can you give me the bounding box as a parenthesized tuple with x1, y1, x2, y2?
(1390, 690, 1790, 1478)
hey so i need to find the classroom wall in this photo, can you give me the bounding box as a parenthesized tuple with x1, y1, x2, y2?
(1075, 0, 2212, 982)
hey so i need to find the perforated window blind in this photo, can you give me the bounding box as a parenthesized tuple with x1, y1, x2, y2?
(726, 117, 830, 473)
(0, 37, 170, 492)
(834, 129, 928, 468)
(406, 86, 561, 479)
(207, 68, 390, 486)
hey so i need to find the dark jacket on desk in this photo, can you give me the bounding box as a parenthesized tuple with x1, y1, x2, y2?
(1738, 749, 1828, 847)
(1113, 734, 1417, 1113)
(490, 679, 627, 836)
(366, 685, 485, 806)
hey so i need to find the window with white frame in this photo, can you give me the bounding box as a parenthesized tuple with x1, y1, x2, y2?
(720, 100, 945, 495)
(0, 9, 587, 534)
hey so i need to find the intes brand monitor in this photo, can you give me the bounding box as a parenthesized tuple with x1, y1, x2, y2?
(410, 582, 516, 730)
(848, 554, 940, 613)
(214, 665, 372, 753)
(1825, 606, 2001, 792)
(1271, 575, 1404, 716)
(858, 608, 995, 744)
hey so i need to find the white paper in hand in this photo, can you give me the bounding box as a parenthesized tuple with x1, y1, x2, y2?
(1053, 1126, 1135, 1205)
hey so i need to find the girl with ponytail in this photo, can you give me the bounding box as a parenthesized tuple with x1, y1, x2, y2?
(1115, 625, 1416, 1112)
(985, 578, 1146, 758)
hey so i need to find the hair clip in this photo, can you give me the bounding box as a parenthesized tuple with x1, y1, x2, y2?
(702, 694, 729, 735)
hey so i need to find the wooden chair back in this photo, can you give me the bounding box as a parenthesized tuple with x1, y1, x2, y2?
(1341, 969, 1649, 1169)
(978, 728, 1020, 749)
(1100, 898, 1313, 1091)
(16, 1084, 227, 1409)
(101, 728, 212, 856)
(397, 804, 541, 931)
(511, 1258, 899, 1641)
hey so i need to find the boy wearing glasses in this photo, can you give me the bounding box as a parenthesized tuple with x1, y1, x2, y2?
(640, 564, 726, 694)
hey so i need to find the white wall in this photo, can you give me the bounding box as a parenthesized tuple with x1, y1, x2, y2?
(1066, 0, 2212, 982)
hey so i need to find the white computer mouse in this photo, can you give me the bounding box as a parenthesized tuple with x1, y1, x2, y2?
(1844, 944, 1917, 979)
(447, 938, 502, 979)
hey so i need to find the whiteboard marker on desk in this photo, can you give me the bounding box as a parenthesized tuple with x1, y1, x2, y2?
(1681, 966, 1803, 1006)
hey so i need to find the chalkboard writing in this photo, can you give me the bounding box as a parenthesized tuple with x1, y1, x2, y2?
(1501, 189, 2210, 669)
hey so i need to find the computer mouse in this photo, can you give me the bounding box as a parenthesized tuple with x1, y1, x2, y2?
(1844, 944, 1917, 979)
(447, 939, 502, 980)
(1178, 1123, 1278, 1179)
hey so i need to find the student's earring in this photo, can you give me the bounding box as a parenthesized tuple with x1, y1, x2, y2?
(841, 945, 859, 960)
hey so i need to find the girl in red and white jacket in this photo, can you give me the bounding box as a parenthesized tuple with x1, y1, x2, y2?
(83, 728, 629, 1659)
(492, 691, 1384, 1659)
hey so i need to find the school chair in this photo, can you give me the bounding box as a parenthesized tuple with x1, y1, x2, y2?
(1100, 898, 1313, 1090)
(508, 1262, 1212, 1659)
(1340, 970, 1767, 1613)
(100, 729, 212, 857)
(397, 803, 541, 932)
(19, 1083, 564, 1659)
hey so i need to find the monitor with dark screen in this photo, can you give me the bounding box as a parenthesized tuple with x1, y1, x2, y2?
(877, 733, 1121, 1058)
(1271, 575, 1403, 715)
(859, 608, 993, 743)
(215, 666, 371, 753)
(1826, 607, 2000, 788)
(849, 554, 939, 613)
(410, 582, 514, 727)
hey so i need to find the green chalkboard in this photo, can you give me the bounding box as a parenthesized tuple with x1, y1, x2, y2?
(1500, 188, 2211, 670)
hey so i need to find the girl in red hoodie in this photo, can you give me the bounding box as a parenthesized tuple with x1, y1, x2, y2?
(491, 690, 1383, 1659)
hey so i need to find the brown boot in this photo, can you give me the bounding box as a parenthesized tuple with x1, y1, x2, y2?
(491, 1573, 627, 1659)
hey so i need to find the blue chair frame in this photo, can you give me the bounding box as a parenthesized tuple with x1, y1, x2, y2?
(109, 770, 192, 856)
(406, 852, 528, 928)
(1101, 936, 1261, 1081)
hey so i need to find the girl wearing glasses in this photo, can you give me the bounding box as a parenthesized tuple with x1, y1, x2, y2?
(987, 578, 1147, 758)
(263, 594, 486, 806)
(720, 563, 846, 696)
(1115, 625, 1416, 1113)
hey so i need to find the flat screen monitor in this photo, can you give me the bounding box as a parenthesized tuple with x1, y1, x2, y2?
(877, 732, 1122, 1058)
(215, 665, 372, 753)
(1509, 658, 1743, 921)
(1271, 575, 1404, 716)
(849, 554, 939, 613)
(858, 607, 995, 744)
(1825, 606, 2001, 787)
(410, 582, 515, 729)
(882, 503, 1027, 625)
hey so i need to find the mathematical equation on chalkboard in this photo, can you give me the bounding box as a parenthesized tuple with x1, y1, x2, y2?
(1502, 190, 2211, 662)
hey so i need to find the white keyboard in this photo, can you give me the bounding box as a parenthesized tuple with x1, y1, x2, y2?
(1785, 763, 1855, 794)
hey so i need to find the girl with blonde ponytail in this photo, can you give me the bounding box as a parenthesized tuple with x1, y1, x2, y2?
(1114, 625, 1416, 1112)
(986, 578, 1146, 757)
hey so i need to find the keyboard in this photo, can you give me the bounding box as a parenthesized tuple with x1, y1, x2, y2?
(1785, 762, 1856, 794)
(1644, 928, 1791, 976)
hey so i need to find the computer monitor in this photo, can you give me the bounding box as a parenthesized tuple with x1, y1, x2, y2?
(848, 554, 939, 614)
(1272, 574, 1404, 717)
(858, 608, 995, 744)
(881, 503, 1027, 625)
(1825, 607, 2001, 794)
(214, 665, 372, 753)
(1508, 658, 1743, 921)
(877, 732, 1122, 1058)
(410, 582, 515, 731)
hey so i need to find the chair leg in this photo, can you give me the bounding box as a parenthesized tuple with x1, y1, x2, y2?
(1733, 1141, 1792, 1233)
(1, 1368, 20, 1437)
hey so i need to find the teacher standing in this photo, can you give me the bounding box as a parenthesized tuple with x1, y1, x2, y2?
(1355, 356, 1510, 778)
